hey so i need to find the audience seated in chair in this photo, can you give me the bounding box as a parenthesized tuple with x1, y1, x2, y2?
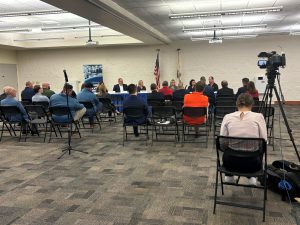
(247, 81, 259, 101)
(42, 83, 55, 98)
(216, 80, 234, 98)
(21, 81, 35, 102)
(172, 81, 187, 101)
(77, 82, 102, 126)
(147, 83, 165, 104)
(236, 77, 249, 99)
(123, 84, 150, 137)
(96, 83, 119, 116)
(159, 81, 173, 96)
(50, 83, 86, 123)
(32, 85, 50, 103)
(183, 81, 208, 131)
(0, 86, 29, 122)
(187, 79, 196, 93)
(220, 93, 267, 185)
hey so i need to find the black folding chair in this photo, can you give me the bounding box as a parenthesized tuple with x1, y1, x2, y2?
(48, 106, 81, 143)
(25, 105, 51, 142)
(79, 101, 101, 131)
(32, 101, 49, 112)
(151, 106, 179, 145)
(0, 106, 28, 141)
(182, 107, 209, 147)
(98, 98, 117, 123)
(213, 136, 267, 222)
(147, 99, 164, 107)
(123, 107, 149, 146)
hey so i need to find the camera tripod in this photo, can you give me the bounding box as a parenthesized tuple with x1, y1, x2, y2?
(260, 70, 300, 162)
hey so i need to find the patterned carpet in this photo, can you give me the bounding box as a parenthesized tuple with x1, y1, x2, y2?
(0, 105, 300, 225)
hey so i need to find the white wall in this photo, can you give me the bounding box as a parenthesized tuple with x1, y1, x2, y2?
(15, 35, 300, 100)
(0, 48, 17, 64)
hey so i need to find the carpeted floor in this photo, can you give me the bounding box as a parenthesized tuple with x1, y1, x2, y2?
(0, 105, 300, 225)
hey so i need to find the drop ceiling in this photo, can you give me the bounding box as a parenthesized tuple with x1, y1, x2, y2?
(1, 0, 300, 48)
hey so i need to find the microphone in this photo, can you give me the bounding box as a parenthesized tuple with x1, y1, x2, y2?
(63, 69, 68, 82)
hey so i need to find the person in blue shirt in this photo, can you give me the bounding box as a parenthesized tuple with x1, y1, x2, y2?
(0, 86, 29, 122)
(77, 83, 103, 126)
(200, 76, 216, 106)
(21, 81, 35, 102)
(123, 84, 149, 137)
(50, 84, 86, 123)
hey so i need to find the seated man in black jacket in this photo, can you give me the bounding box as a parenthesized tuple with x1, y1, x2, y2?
(113, 78, 128, 92)
(147, 83, 165, 104)
(217, 80, 234, 98)
(172, 82, 187, 101)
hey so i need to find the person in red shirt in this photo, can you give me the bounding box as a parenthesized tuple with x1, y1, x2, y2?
(159, 81, 173, 96)
(183, 81, 208, 125)
(247, 81, 259, 100)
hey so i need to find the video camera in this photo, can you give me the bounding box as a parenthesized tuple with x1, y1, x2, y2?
(257, 51, 286, 69)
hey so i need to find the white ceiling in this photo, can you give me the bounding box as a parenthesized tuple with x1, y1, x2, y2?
(1, 0, 300, 48)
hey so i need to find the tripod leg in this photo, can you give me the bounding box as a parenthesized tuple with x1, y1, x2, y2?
(273, 86, 300, 162)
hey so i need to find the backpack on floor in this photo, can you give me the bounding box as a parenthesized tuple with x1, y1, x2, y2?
(266, 160, 300, 201)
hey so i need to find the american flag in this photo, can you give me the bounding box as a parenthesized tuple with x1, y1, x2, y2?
(154, 52, 160, 88)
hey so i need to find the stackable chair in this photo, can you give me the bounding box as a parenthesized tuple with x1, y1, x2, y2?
(79, 101, 101, 131)
(98, 98, 117, 123)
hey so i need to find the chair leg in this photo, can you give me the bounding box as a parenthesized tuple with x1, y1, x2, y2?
(74, 121, 81, 138)
(213, 167, 219, 214)
(220, 172, 224, 195)
(44, 123, 48, 142)
(123, 126, 125, 146)
(49, 124, 53, 143)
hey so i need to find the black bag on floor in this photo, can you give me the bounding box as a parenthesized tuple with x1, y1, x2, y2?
(266, 160, 300, 201)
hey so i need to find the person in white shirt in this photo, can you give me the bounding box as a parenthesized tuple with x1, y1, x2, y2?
(220, 93, 267, 186)
(32, 85, 50, 103)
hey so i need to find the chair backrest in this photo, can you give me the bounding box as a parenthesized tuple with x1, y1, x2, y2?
(32, 101, 49, 110)
(0, 106, 23, 121)
(183, 107, 207, 118)
(216, 136, 266, 158)
(172, 100, 183, 112)
(79, 101, 94, 109)
(147, 99, 164, 107)
(123, 107, 146, 118)
(21, 100, 31, 106)
(152, 106, 175, 119)
(164, 95, 173, 101)
(25, 105, 47, 119)
(98, 97, 112, 105)
(49, 106, 72, 117)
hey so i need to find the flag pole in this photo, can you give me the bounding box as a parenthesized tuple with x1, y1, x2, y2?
(176, 48, 181, 83)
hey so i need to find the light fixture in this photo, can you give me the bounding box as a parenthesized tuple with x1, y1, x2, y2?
(289, 31, 300, 36)
(0, 28, 32, 33)
(183, 24, 267, 32)
(191, 34, 257, 41)
(74, 34, 125, 39)
(169, 6, 283, 19)
(41, 24, 102, 31)
(0, 10, 67, 17)
(13, 37, 65, 42)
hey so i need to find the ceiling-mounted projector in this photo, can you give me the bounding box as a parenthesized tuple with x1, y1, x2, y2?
(209, 38, 222, 44)
(85, 40, 99, 47)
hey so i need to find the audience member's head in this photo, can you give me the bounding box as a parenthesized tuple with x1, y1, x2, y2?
(170, 79, 176, 86)
(25, 81, 33, 88)
(208, 76, 214, 84)
(162, 81, 168, 87)
(195, 81, 205, 93)
(33, 85, 43, 94)
(84, 82, 94, 91)
(221, 80, 228, 88)
(200, 76, 206, 84)
(150, 83, 157, 91)
(98, 83, 108, 93)
(242, 78, 250, 86)
(118, 78, 124, 85)
(5, 86, 17, 97)
(128, 84, 137, 95)
(177, 81, 184, 89)
(189, 79, 195, 86)
(247, 81, 257, 94)
(62, 83, 73, 96)
(42, 83, 50, 89)
(2, 86, 10, 94)
(236, 93, 254, 109)
(81, 83, 85, 90)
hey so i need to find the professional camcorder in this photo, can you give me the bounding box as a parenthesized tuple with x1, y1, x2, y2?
(257, 51, 286, 69)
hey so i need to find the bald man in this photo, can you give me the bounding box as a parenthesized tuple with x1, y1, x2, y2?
(0, 86, 29, 122)
(0, 86, 9, 101)
(42, 83, 55, 98)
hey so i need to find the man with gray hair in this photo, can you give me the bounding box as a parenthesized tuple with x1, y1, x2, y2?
(200, 76, 215, 106)
(0, 86, 9, 101)
(173, 81, 187, 101)
(217, 80, 234, 97)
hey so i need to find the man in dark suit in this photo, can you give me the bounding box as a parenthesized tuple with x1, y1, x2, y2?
(217, 80, 234, 97)
(172, 82, 187, 101)
(147, 83, 165, 103)
(200, 76, 215, 107)
(236, 77, 249, 98)
(113, 78, 128, 92)
(123, 84, 149, 137)
(21, 81, 35, 102)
